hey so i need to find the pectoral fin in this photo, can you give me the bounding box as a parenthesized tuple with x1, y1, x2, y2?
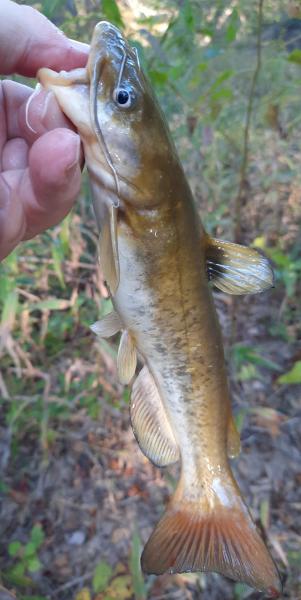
(131, 366, 180, 467)
(117, 330, 137, 384)
(90, 311, 122, 338)
(99, 205, 119, 295)
(206, 237, 274, 295)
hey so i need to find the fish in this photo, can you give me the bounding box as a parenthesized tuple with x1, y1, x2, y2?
(38, 21, 281, 597)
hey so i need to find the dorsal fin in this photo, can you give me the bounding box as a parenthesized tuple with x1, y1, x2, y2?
(206, 237, 274, 295)
(131, 366, 180, 467)
(98, 205, 120, 295)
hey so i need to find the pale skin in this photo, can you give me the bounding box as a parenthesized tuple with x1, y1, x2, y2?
(0, 0, 89, 261)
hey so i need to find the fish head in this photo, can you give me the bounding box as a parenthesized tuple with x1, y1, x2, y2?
(38, 21, 183, 213)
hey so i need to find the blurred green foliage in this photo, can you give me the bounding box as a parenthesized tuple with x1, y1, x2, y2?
(6, 525, 45, 587)
(1, 0, 301, 598)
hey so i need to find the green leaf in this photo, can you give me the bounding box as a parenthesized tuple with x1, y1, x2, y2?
(5, 563, 31, 587)
(22, 596, 48, 600)
(27, 557, 42, 573)
(92, 561, 113, 593)
(8, 540, 22, 557)
(24, 542, 37, 558)
(148, 69, 168, 86)
(102, 0, 124, 27)
(211, 87, 233, 102)
(41, 0, 62, 19)
(59, 214, 71, 255)
(30, 524, 45, 548)
(260, 498, 269, 529)
(211, 69, 234, 89)
(237, 364, 258, 382)
(106, 575, 132, 599)
(225, 8, 240, 43)
(51, 243, 65, 289)
(277, 361, 301, 384)
(1, 289, 18, 328)
(234, 582, 250, 599)
(182, 0, 195, 31)
(232, 344, 281, 372)
(9, 562, 25, 578)
(129, 532, 146, 600)
(287, 49, 301, 64)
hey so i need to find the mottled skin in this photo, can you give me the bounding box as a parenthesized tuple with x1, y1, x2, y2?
(38, 22, 280, 594)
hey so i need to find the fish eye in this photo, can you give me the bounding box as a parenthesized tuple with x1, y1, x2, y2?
(113, 87, 134, 108)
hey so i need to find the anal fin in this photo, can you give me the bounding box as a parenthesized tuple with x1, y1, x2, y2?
(117, 330, 137, 385)
(206, 236, 274, 295)
(131, 366, 180, 467)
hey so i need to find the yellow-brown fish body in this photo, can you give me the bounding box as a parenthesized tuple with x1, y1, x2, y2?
(38, 22, 280, 596)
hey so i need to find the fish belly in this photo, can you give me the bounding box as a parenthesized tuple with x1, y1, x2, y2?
(113, 223, 230, 476)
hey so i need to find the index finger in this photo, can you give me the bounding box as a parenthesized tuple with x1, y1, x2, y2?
(0, 0, 89, 77)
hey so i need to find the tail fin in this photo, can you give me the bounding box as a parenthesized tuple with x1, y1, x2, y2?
(141, 475, 281, 597)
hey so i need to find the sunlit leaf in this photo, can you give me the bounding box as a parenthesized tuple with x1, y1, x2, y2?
(30, 524, 45, 548)
(102, 0, 124, 28)
(75, 589, 91, 600)
(277, 361, 301, 384)
(24, 542, 37, 558)
(287, 49, 301, 64)
(129, 532, 146, 600)
(51, 243, 65, 289)
(225, 8, 240, 43)
(40, 0, 64, 19)
(92, 561, 113, 593)
(8, 540, 22, 557)
(28, 557, 42, 573)
(1, 289, 18, 329)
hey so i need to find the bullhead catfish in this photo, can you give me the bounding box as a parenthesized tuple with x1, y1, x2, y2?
(38, 22, 281, 596)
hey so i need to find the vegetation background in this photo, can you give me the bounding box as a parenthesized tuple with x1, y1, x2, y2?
(0, 0, 300, 599)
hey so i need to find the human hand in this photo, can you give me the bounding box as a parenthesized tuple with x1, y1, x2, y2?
(0, 0, 89, 261)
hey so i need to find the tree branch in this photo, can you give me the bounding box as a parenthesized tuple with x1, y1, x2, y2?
(234, 0, 264, 243)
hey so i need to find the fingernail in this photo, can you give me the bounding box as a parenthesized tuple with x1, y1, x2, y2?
(40, 90, 56, 122)
(65, 133, 81, 173)
(69, 38, 90, 54)
(0, 175, 11, 209)
(25, 86, 44, 134)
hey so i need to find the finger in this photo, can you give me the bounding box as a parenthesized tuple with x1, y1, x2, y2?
(2, 80, 71, 144)
(23, 128, 82, 238)
(0, 1, 89, 77)
(2, 138, 29, 170)
(0, 129, 82, 260)
(0, 171, 26, 261)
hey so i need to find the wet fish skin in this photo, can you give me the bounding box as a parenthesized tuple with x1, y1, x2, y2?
(38, 21, 280, 596)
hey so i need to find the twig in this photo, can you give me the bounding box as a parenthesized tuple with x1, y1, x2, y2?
(0, 370, 10, 399)
(51, 570, 94, 596)
(230, 0, 264, 347)
(234, 0, 264, 244)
